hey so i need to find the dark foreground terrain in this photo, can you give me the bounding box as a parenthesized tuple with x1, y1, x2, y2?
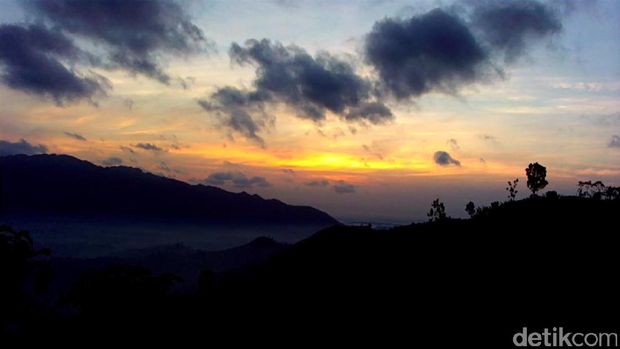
(2, 195, 619, 347)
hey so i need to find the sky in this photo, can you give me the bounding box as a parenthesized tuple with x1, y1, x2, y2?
(0, 0, 619, 223)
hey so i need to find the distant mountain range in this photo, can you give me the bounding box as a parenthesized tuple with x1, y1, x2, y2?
(0, 154, 338, 226)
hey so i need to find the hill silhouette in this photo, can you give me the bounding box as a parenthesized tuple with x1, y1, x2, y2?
(207, 195, 620, 346)
(0, 154, 337, 226)
(2, 192, 619, 346)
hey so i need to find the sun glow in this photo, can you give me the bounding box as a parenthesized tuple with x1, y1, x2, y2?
(277, 153, 429, 171)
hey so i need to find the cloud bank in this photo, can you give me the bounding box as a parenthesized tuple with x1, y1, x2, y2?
(363, 1, 562, 99)
(0, 139, 48, 156)
(0, 0, 207, 104)
(203, 171, 272, 189)
(28, 0, 208, 84)
(365, 8, 489, 99)
(199, 0, 562, 146)
(199, 39, 392, 146)
(0, 24, 108, 104)
(333, 180, 357, 194)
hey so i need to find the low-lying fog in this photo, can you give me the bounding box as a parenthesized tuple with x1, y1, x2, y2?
(2, 215, 329, 257)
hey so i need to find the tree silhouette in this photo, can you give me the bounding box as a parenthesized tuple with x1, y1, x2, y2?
(590, 181, 606, 200)
(577, 181, 591, 198)
(577, 180, 605, 199)
(605, 186, 620, 200)
(525, 162, 548, 195)
(0, 225, 51, 293)
(577, 180, 619, 200)
(465, 201, 476, 218)
(427, 198, 447, 222)
(506, 178, 519, 201)
(0, 225, 52, 334)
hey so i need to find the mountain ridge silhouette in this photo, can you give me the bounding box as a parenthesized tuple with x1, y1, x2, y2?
(0, 154, 338, 225)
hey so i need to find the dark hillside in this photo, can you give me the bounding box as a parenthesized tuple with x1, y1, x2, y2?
(0, 154, 337, 226)
(3, 196, 618, 346)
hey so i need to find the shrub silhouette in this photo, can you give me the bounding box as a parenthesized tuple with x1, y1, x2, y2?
(427, 198, 447, 222)
(465, 201, 476, 218)
(577, 180, 605, 199)
(545, 191, 559, 199)
(605, 186, 620, 200)
(577, 180, 620, 200)
(525, 162, 548, 195)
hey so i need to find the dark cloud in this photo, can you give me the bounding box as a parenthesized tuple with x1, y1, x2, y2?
(609, 135, 620, 149)
(433, 151, 461, 166)
(333, 180, 356, 194)
(200, 2, 562, 145)
(203, 171, 271, 189)
(345, 102, 393, 123)
(0, 138, 48, 156)
(64, 131, 87, 141)
(471, 0, 562, 62)
(199, 39, 391, 145)
(0, 24, 107, 104)
(228, 39, 379, 120)
(28, 0, 208, 84)
(364, 1, 563, 99)
(102, 157, 123, 166)
(305, 179, 330, 187)
(282, 168, 296, 175)
(133, 143, 164, 152)
(198, 87, 271, 147)
(364, 9, 488, 99)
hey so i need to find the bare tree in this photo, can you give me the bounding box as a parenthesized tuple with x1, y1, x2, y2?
(506, 178, 519, 201)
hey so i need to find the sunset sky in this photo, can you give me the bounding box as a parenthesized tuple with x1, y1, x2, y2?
(1, 0, 619, 223)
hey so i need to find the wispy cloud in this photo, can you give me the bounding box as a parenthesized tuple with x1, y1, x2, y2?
(333, 180, 356, 194)
(306, 179, 330, 187)
(64, 132, 87, 141)
(102, 157, 123, 166)
(133, 143, 164, 152)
